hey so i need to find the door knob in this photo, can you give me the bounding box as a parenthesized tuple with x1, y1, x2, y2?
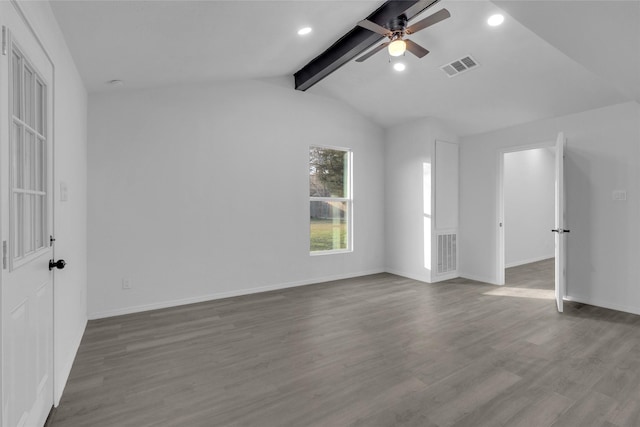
(49, 259, 66, 271)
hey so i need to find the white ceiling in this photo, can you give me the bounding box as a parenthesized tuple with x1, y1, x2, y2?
(494, 0, 640, 103)
(49, 0, 381, 91)
(50, 0, 639, 136)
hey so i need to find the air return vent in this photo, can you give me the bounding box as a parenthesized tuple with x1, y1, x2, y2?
(440, 55, 479, 78)
(437, 233, 457, 274)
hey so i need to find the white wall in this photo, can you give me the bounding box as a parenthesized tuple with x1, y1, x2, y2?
(15, 0, 88, 404)
(504, 148, 555, 267)
(433, 140, 460, 280)
(87, 78, 385, 318)
(460, 101, 640, 315)
(384, 118, 458, 283)
(434, 141, 459, 232)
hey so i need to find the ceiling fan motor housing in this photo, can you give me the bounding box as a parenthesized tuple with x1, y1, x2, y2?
(387, 17, 408, 33)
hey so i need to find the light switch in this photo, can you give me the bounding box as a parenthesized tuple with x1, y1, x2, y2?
(60, 182, 68, 202)
(612, 190, 627, 201)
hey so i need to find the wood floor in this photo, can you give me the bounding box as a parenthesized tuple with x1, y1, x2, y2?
(50, 259, 640, 426)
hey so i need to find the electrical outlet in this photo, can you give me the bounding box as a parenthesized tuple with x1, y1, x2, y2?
(122, 278, 132, 290)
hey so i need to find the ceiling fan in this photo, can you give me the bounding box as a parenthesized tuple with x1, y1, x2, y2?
(355, 8, 451, 62)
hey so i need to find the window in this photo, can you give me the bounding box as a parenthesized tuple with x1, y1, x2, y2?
(309, 146, 352, 253)
(10, 44, 48, 267)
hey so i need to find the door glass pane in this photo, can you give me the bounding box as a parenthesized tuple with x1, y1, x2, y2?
(12, 51, 22, 120)
(24, 130, 34, 190)
(12, 122, 23, 189)
(24, 66, 34, 127)
(36, 80, 44, 135)
(35, 196, 44, 250)
(35, 138, 44, 191)
(24, 195, 34, 254)
(13, 194, 23, 258)
(310, 201, 348, 251)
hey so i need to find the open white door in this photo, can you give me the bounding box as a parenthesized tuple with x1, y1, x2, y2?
(553, 132, 567, 312)
(1, 3, 56, 426)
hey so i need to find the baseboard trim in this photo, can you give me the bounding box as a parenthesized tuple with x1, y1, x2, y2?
(506, 255, 554, 269)
(458, 272, 497, 285)
(91, 269, 640, 320)
(385, 269, 432, 284)
(88, 269, 385, 320)
(431, 272, 459, 283)
(54, 316, 87, 405)
(564, 295, 640, 316)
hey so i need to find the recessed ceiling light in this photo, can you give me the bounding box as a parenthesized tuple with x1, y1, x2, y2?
(297, 27, 312, 36)
(393, 63, 406, 72)
(487, 14, 504, 27)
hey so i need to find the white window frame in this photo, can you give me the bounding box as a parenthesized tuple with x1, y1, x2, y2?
(9, 40, 49, 270)
(309, 145, 353, 255)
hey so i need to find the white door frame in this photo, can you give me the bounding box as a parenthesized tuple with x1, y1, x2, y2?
(496, 141, 555, 285)
(1, 0, 59, 410)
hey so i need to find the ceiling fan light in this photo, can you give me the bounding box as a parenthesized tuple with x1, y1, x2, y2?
(388, 39, 406, 57)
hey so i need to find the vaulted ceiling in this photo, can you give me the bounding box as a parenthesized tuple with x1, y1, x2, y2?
(50, 0, 639, 136)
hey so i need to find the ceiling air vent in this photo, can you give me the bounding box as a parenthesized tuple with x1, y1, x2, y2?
(440, 55, 479, 78)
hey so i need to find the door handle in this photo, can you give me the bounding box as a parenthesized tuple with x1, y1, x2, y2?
(551, 229, 571, 233)
(49, 259, 66, 271)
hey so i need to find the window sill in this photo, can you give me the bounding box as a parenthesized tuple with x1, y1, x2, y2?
(310, 249, 353, 256)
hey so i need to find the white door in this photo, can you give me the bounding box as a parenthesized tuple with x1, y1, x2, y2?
(1, 2, 55, 426)
(553, 132, 567, 312)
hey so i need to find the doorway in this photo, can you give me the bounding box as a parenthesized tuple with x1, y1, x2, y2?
(505, 147, 555, 266)
(496, 136, 566, 311)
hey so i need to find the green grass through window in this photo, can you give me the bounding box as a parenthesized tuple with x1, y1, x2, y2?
(310, 219, 347, 251)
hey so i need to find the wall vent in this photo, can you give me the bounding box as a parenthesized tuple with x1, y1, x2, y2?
(437, 233, 457, 274)
(440, 55, 479, 78)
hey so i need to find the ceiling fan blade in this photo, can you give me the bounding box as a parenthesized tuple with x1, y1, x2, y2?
(406, 8, 451, 34)
(405, 39, 430, 58)
(355, 42, 390, 62)
(357, 19, 391, 36)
